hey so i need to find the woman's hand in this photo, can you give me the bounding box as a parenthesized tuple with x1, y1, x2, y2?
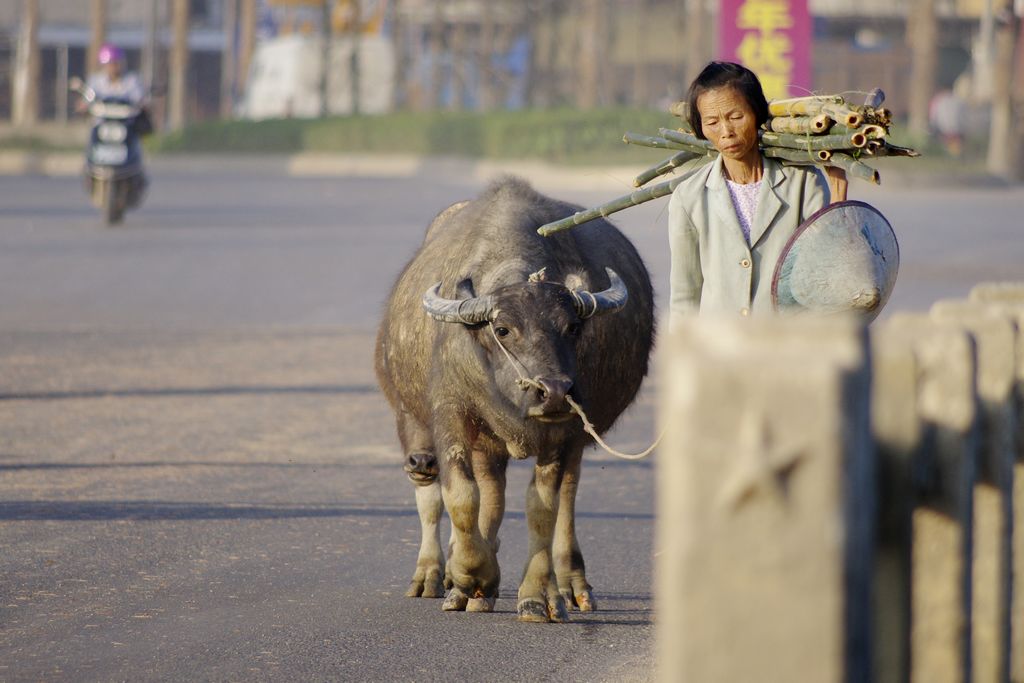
(823, 166, 848, 204)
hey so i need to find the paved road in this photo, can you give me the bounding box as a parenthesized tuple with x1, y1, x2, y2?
(1, 160, 1021, 681)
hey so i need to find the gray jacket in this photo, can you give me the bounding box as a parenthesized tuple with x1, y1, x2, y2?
(667, 155, 829, 323)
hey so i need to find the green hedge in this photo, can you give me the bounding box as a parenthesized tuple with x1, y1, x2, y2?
(150, 108, 678, 164)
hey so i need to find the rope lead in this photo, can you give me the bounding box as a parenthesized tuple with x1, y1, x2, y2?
(489, 323, 661, 460)
(566, 396, 663, 460)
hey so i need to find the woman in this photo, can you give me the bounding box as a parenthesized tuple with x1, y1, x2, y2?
(668, 62, 847, 321)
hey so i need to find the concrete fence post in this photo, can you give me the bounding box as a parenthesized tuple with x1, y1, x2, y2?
(970, 283, 1024, 683)
(656, 317, 873, 682)
(931, 300, 1017, 683)
(869, 327, 921, 682)
(879, 314, 979, 683)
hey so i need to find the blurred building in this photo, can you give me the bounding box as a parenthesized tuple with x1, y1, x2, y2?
(0, 0, 225, 123)
(0, 0, 1015, 124)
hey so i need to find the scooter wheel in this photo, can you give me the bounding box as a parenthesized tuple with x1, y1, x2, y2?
(101, 179, 124, 225)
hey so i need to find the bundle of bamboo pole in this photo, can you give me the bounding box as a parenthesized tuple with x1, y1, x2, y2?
(538, 90, 919, 236)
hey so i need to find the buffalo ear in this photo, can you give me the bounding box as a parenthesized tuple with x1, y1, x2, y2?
(455, 277, 477, 299)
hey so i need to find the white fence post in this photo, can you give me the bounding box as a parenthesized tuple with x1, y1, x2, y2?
(656, 317, 873, 682)
(970, 283, 1024, 683)
(879, 314, 979, 683)
(931, 300, 1017, 683)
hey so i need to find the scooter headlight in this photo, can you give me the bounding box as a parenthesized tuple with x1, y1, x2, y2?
(97, 122, 127, 143)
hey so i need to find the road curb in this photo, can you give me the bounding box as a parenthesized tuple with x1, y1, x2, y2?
(0, 151, 82, 177)
(0, 150, 701, 194)
(0, 150, 1014, 192)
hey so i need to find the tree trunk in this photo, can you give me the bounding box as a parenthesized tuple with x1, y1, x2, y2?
(575, 0, 605, 109)
(168, 0, 190, 131)
(11, 0, 39, 127)
(685, 0, 709, 82)
(89, 0, 107, 74)
(634, 0, 650, 108)
(526, 0, 561, 108)
(142, 0, 159, 92)
(907, 0, 938, 138)
(1015, 16, 1024, 180)
(427, 0, 445, 110)
(350, 0, 361, 115)
(220, 0, 237, 118)
(319, 0, 330, 117)
(477, 0, 496, 111)
(238, 0, 257, 93)
(449, 15, 466, 111)
(389, 0, 408, 110)
(986, 4, 1020, 179)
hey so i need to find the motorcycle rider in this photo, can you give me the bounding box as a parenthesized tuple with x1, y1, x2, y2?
(85, 44, 142, 103)
(73, 43, 152, 222)
(78, 43, 153, 134)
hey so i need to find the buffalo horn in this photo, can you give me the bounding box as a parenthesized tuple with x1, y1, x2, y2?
(422, 283, 495, 324)
(571, 268, 628, 319)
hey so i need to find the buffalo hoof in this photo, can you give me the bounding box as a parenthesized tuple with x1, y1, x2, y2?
(442, 587, 469, 612)
(516, 596, 570, 623)
(406, 572, 445, 598)
(466, 596, 495, 612)
(560, 587, 597, 612)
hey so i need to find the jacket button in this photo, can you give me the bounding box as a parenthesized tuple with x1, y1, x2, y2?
(740, 307, 750, 316)
(740, 258, 751, 268)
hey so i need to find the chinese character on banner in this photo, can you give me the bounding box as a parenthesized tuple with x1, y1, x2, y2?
(719, 0, 811, 101)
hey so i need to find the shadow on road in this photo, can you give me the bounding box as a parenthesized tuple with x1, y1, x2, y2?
(0, 460, 371, 471)
(0, 500, 420, 521)
(0, 384, 378, 401)
(0, 500, 654, 523)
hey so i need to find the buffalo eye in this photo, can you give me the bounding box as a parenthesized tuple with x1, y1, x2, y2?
(566, 322, 582, 337)
(494, 326, 511, 338)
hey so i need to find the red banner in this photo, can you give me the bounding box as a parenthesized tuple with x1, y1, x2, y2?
(718, 0, 812, 101)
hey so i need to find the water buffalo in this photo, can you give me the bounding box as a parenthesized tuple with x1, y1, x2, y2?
(374, 177, 654, 622)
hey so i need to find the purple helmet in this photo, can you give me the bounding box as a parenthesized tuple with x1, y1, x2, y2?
(97, 43, 125, 65)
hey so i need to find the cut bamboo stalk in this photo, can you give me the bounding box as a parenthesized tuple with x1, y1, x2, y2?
(760, 129, 869, 151)
(657, 128, 717, 151)
(762, 146, 831, 164)
(669, 100, 689, 119)
(828, 152, 880, 184)
(872, 142, 922, 158)
(865, 140, 883, 154)
(768, 95, 845, 117)
(830, 123, 886, 138)
(668, 101, 696, 134)
(537, 175, 685, 236)
(766, 114, 833, 134)
(821, 103, 864, 128)
(861, 124, 887, 139)
(623, 132, 693, 152)
(633, 149, 703, 187)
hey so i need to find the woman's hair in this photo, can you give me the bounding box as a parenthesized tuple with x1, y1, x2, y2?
(687, 61, 770, 139)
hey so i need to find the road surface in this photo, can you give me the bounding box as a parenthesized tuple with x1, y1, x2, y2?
(1, 159, 1021, 680)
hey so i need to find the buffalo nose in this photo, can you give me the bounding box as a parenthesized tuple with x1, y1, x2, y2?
(404, 451, 438, 477)
(536, 377, 573, 411)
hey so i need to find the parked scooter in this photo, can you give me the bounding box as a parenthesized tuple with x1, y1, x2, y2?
(70, 76, 149, 225)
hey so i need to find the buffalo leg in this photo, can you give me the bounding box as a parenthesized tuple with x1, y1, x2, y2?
(440, 447, 500, 612)
(408, 483, 445, 597)
(553, 446, 596, 611)
(395, 408, 444, 598)
(517, 457, 570, 623)
(465, 449, 507, 612)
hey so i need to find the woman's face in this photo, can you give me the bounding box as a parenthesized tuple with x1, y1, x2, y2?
(696, 86, 760, 162)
